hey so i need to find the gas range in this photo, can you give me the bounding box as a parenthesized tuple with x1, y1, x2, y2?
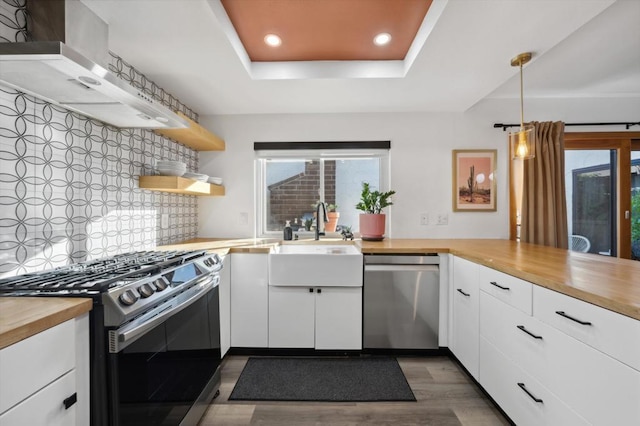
(0, 250, 222, 327)
(0, 249, 224, 426)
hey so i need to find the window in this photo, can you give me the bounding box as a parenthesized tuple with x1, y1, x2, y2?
(255, 144, 389, 236)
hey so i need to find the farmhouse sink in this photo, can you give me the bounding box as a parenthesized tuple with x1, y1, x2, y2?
(269, 244, 363, 287)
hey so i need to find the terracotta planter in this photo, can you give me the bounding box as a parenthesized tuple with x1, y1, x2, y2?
(326, 212, 340, 232)
(359, 213, 386, 241)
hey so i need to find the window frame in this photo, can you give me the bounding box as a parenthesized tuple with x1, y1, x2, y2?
(255, 148, 390, 238)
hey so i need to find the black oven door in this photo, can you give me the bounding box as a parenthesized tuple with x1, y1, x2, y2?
(108, 279, 221, 426)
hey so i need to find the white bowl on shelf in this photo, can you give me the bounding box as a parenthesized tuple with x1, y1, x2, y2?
(208, 177, 223, 185)
(183, 172, 209, 182)
(157, 167, 186, 177)
(156, 160, 186, 167)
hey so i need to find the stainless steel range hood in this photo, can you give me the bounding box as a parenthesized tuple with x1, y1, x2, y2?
(0, 0, 187, 129)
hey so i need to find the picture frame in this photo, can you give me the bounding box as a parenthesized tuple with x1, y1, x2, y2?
(452, 149, 497, 212)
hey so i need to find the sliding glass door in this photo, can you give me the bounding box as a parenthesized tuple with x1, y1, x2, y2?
(565, 150, 615, 256)
(564, 134, 640, 260)
(631, 148, 640, 260)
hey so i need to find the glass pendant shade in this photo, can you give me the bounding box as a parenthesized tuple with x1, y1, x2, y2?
(509, 124, 535, 160)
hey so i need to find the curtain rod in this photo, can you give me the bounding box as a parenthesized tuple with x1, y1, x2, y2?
(493, 121, 640, 131)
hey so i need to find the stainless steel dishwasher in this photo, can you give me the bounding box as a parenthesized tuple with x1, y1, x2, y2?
(363, 255, 439, 349)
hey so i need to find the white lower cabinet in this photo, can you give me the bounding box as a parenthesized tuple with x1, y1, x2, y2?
(269, 286, 362, 350)
(451, 256, 480, 379)
(268, 286, 316, 348)
(480, 284, 640, 425)
(315, 287, 362, 350)
(219, 254, 231, 357)
(230, 253, 269, 347)
(480, 336, 589, 426)
(0, 371, 77, 426)
(0, 315, 89, 426)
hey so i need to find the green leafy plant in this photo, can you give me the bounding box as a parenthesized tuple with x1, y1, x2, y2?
(304, 218, 313, 231)
(355, 182, 396, 214)
(632, 192, 640, 242)
(629, 191, 640, 260)
(311, 201, 338, 211)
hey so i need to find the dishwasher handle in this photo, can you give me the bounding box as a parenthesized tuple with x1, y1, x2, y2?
(365, 264, 439, 272)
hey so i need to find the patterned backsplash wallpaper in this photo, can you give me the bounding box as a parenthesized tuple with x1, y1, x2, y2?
(0, 0, 201, 276)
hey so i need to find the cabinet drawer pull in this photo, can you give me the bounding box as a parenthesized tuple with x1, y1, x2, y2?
(555, 311, 592, 326)
(489, 281, 510, 290)
(309, 288, 314, 293)
(517, 325, 543, 340)
(517, 383, 543, 403)
(63, 393, 77, 410)
(317, 288, 322, 294)
(457, 288, 470, 297)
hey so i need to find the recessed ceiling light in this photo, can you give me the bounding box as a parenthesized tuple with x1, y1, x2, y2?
(373, 33, 392, 46)
(264, 34, 282, 47)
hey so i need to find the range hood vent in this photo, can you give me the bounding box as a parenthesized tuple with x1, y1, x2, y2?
(0, 0, 187, 129)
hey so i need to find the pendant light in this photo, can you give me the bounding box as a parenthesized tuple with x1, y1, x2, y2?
(509, 52, 535, 160)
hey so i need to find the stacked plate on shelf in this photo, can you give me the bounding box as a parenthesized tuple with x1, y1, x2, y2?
(156, 160, 187, 176)
(183, 172, 209, 182)
(208, 176, 223, 185)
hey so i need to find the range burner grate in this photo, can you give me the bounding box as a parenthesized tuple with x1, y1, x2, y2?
(0, 250, 206, 293)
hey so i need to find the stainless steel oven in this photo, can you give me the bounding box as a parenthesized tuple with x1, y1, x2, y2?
(0, 250, 222, 426)
(107, 271, 220, 426)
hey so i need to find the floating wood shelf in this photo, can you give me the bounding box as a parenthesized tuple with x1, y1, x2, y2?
(139, 176, 225, 196)
(154, 112, 225, 151)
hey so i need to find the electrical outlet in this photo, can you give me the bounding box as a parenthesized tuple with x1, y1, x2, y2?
(436, 213, 449, 225)
(239, 212, 249, 226)
(420, 213, 429, 225)
(161, 213, 169, 229)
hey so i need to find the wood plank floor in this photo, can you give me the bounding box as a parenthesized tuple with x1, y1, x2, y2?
(198, 355, 512, 426)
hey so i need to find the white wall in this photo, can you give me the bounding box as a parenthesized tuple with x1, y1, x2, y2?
(198, 96, 640, 239)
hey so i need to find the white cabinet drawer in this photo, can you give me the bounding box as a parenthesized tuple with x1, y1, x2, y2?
(0, 370, 76, 426)
(534, 285, 640, 371)
(451, 256, 480, 380)
(482, 291, 640, 425)
(480, 337, 588, 426)
(0, 319, 75, 414)
(479, 265, 532, 314)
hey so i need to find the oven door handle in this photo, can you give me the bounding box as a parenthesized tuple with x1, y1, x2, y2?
(110, 274, 218, 352)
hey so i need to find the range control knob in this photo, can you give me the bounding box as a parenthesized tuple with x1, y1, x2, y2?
(119, 289, 139, 306)
(154, 278, 168, 292)
(138, 283, 155, 298)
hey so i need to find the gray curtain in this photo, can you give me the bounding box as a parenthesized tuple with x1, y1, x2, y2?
(521, 121, 569, 249)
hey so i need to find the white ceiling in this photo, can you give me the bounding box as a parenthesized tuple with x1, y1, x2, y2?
(82, 0, 640, 116)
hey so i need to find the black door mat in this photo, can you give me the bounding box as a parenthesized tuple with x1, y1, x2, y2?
(229, 357, 416, 402)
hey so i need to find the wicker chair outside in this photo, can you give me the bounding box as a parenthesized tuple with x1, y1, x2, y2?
(570, 235, 591, 253)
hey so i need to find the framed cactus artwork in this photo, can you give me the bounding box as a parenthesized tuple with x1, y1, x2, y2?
(452, 149, 497, 212)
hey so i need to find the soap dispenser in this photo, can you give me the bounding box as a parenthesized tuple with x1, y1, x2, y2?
(283, 220, 293, 241)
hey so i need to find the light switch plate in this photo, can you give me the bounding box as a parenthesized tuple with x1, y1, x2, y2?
(420, 213, 429, 225)
(436, 213, 448, 225)
(161, 213, 169, 229)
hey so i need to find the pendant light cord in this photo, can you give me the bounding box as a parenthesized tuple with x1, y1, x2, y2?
(519, 61, 525, 130)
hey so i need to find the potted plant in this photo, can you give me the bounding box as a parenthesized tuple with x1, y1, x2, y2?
(355, 182, 396, 241)
(326, 204, 340, 232)
(304, 218, 314, 231)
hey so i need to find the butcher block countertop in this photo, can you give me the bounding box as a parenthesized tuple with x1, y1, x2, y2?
(157, 237, 278, 254)
(158, 237, 640, 321)
(0, 298, 92, 350)
(359, 239, 640, 321)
